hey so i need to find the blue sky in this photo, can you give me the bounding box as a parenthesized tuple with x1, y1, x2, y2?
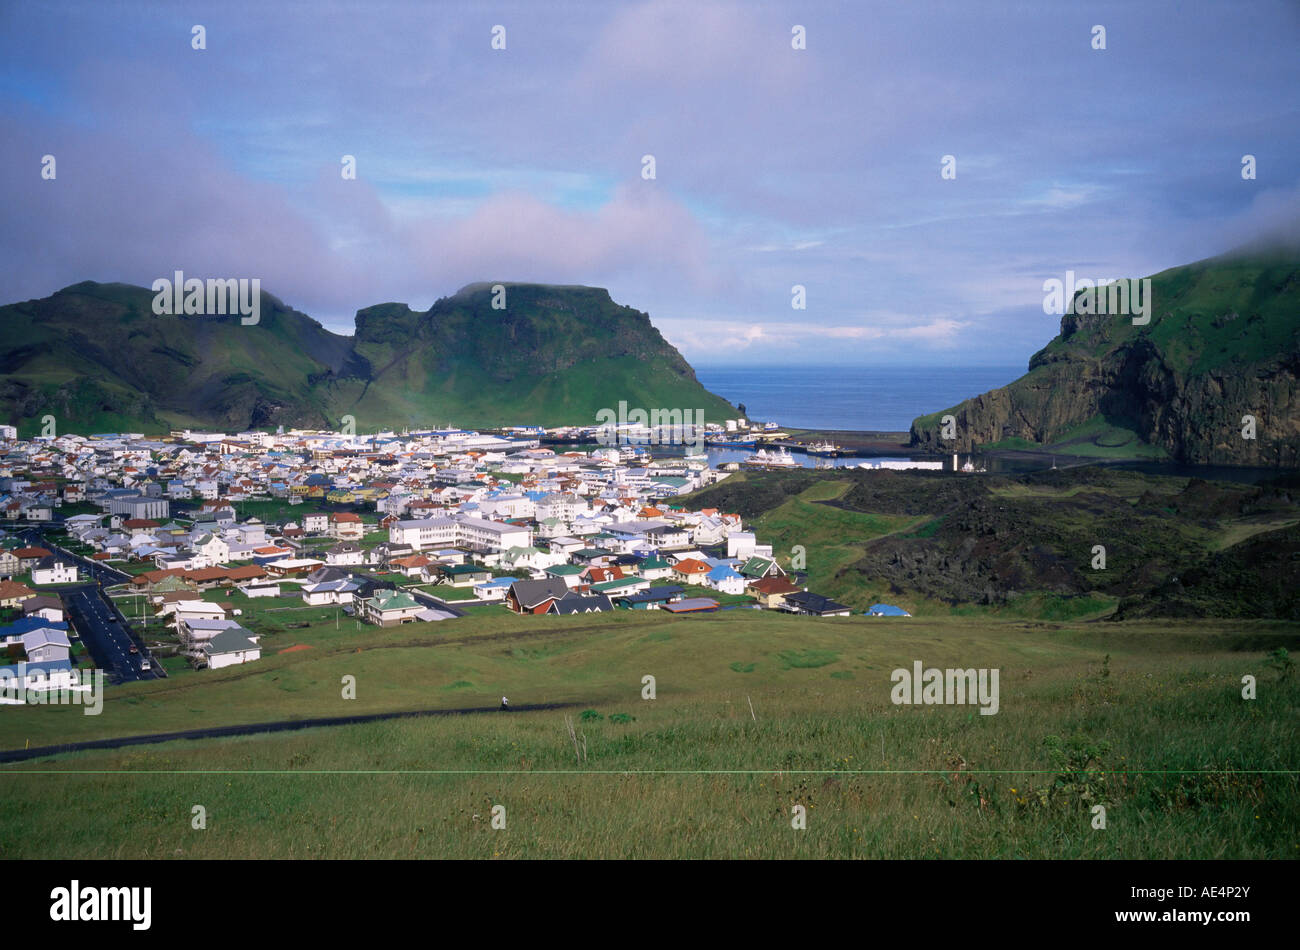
(2, 0, 1298, 367)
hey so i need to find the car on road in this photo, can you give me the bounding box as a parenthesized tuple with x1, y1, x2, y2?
(129, 645, 138, 654)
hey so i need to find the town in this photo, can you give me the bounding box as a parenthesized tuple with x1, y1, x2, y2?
(0, 423, 890, 692)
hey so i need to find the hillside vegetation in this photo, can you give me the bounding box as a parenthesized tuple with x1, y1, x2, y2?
(0, 281, 735, 434)
(1, 610, 1295, 859)
(910, 251, 1300, 466)
(681, 467, 1300, 619)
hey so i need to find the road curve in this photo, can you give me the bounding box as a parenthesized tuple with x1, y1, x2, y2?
(0, 701, 585, 764)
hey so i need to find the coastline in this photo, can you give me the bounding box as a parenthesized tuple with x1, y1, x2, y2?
(778, 427, 921, 456)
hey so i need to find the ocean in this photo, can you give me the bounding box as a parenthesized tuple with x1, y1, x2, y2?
(693, 364, 1025, 432)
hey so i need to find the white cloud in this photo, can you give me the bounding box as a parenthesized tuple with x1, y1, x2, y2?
(656, 315, 971, 355)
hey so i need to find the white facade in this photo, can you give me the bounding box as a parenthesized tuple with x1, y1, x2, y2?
(727, 532, 757, 559)
(32, 561, 79, 585)
(390, 514, 530, 553)
(206, 644, 261, 669)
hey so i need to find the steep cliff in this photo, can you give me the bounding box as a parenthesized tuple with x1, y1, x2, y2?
(910, 251, 1300, 465)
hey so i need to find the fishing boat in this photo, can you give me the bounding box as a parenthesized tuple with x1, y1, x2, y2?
(744, 447, 799, 468)
(705, 436, 756, 448)
(806, 441, 841, 457)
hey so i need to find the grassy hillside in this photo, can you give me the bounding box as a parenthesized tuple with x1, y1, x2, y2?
(910, 250, 1300, 466)
(680, 467, 1300, 618)
(1, 609, 1295, 859)
(0, 281, 735, 435)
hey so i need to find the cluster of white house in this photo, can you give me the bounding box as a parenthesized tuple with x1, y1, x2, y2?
(0, 425, 917, 675)
(0, 594, 89, 701)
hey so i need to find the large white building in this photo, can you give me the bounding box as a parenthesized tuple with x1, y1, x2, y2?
(31, 559, 79, 586)
(106, 494, 170, 520)
(535, 492, 589, 522)
(389, 514, 531, 553)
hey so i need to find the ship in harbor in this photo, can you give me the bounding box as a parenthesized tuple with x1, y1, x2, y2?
(744, 447, 799, 468)
(805, 441, 842, 457)
(705, 435, 757, 448)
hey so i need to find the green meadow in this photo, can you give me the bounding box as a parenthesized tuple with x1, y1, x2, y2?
(1, 609, 1296, 859)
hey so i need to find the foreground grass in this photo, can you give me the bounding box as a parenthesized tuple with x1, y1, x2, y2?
(1, 611, 1296, 858)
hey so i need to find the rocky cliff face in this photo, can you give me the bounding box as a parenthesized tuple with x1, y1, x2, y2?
(910, 252, 1300, 466)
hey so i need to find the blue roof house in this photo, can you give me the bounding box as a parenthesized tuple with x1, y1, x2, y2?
(866, 603, 911, 617)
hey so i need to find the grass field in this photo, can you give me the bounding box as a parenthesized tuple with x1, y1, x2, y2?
(745, 479, 923, 605)
(1, 608, 1296, 859)
(986, 415, 1171, 460)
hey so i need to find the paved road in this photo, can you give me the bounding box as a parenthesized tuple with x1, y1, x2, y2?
(0, 702, 582, 763)
(20, 527, 131, 586)
(19, 526, 155, 683)
(60, 585, 157, 684)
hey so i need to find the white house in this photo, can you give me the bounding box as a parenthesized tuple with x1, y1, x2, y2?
(189, 532, 229, 568)
(20, 596, 64, 622)
(535, 492, 589, 522)
(0, 660, 88, 703)
(203, 628, 261, 669)
(324, 541, 366, 566)
(705, 565, 747, 596)
(240, 581, 281, 598)
(31, 558, 79, 586)
(472, 577, 515, 601)
(726, 531, 757, 559)
(21, 627, 71, 663)
(498, 545, 566, 572)
(328, 512, 365, 541)
(360, 589, 426, 627)
(301, 580, 359, 606)
(178, 617, 243, 655)
(172, 604, 228, 636)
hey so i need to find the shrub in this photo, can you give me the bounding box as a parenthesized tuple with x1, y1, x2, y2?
(776, 649, 839, 670)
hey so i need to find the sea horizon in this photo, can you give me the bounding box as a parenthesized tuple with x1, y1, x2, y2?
(693, 364, 1025, 432)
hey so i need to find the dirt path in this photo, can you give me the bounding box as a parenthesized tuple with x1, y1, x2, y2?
(0, 701, 586, 764)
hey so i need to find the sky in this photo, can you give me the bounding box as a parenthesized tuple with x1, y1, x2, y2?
(2, 0, 1298, 367)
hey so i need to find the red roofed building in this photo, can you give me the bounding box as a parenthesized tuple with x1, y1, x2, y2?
(672, 558, 711, 584)
(0, 580, 36, 608)
(747, 575, 803, 609)
(13, 547, 51, 569)
(583, 565, 625, 584)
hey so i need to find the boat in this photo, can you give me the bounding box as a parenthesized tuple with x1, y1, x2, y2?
(705, 436, 756, 448)
(744, 447, 800, 469)
(806, 441, 841, 457)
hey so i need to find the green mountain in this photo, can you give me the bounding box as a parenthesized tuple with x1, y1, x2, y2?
(910, 250, 1300, 466)
(0, 281, 735, 435)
